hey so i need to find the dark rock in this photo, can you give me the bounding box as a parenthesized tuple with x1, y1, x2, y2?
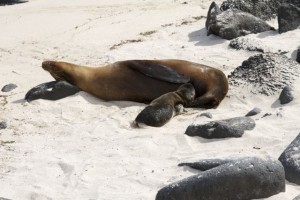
(245, 107, 262, 116)
(206, 2, 274, 40)
(0, 121, 7, 129)
(278, 3, 300, 33)
(25, 81, 81, 102)
(279, 86, 294, 104)
(198, 112, 212, 118)
(297, 48, 300, 63)
(293, 194, 300, 200)
(185, 117, 255, 139)
(279, 133, 300, 185)
(220, 0, 300, 21)
(1, 83, 17, 92)
(228, 53, 300, 96)
(156, 157, 285, 200)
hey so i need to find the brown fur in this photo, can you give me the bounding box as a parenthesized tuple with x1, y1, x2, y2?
(42, 59, 228, 108)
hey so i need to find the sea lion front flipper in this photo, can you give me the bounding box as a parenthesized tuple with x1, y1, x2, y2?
(178, 158, 233, 171)
(25, 81, 81, 102)
(128, 61, 190, 84)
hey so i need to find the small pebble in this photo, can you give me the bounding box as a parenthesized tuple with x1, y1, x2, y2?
(0, 121, 7, 129)
(1, 83, 17, 92)
(245, 107, 262, 117)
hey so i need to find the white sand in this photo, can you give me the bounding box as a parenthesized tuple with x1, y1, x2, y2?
(0, 0, 300, 199)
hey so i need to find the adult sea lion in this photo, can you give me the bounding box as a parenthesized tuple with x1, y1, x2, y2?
(134, 83, 195, 127)
(25, 59, 228, 108)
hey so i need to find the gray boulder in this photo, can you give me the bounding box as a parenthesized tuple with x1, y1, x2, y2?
(206, 2, 274, 40)
(279, 133, 300, 185)
(156, 157, 285, 200)
(278, 3, 300, 33)
(185, 117, 255, 139)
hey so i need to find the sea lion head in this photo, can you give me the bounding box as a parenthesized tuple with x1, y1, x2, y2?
(177, 83, 196, 102)
(42, 61, 75, 84)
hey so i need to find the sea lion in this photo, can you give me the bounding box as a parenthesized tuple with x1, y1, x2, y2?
(25, 59, 228, 108)
(134, 83, 195, 127)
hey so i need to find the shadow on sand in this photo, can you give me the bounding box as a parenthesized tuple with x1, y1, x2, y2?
(188, 27, 226, 46)
(0, 0, 28, 6)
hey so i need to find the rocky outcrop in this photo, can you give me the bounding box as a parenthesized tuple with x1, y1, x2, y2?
(229, 37, 274, 53)
(228, 53, 300, 96)
(278, 3, 300, 33)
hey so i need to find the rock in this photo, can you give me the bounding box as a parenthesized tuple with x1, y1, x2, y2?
(0, 121, 7, 129)
(279, 86, 294, 104)
(279, 133, 300, 185)
(228, 53, 300, 96)
(25, 81, 81, 102)
(185, 117, 255, 139)
(278, 3, 300, 34)
(229, 37, 274, 53)
(206, 2, 274, 40)
(245, 107, 262, 116)
(297, 48, 300, 63)
(156, 157, 285, 200)
(293, 194, 300, 200)
(1, 83, 17, 92)
(198, 112, 212, 118)
(220, 0, 300, 21)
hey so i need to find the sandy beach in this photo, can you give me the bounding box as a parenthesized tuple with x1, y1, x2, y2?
(0, 0, 300, 199)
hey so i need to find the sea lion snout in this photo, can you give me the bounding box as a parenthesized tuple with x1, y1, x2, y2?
(42, 61, 57, 71)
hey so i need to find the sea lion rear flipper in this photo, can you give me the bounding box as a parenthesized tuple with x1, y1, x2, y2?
(128, 61, 190, 84)
(25, 81, 81, 102)
(178, 158, 233, 171)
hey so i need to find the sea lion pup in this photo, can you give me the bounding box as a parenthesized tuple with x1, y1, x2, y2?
(134, 83, 195, 127)
(25, 59, 228, 108)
